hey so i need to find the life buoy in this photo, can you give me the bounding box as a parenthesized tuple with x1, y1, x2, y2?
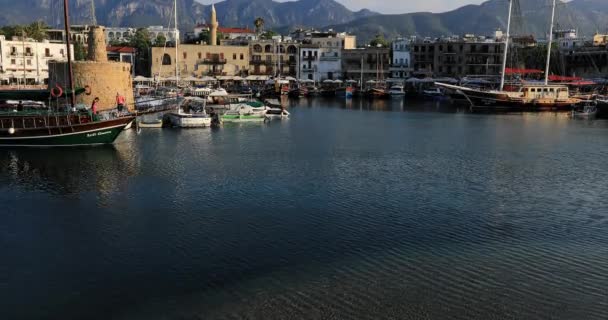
(51, 85, 63, 98)
(84, 85, 92, 95)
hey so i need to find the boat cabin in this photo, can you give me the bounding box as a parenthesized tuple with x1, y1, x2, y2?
(521, 85, 569, 99)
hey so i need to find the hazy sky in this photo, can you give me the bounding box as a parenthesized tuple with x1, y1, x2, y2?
(195, 0, 488, 14)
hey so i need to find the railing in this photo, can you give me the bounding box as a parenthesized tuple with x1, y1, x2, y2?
(200, 58, 227, 64)
(302, 56, 317, 61)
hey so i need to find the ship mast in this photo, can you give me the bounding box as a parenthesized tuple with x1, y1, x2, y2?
(63, 0, 76, 108)
(174, 0, 179, 82)
(544, 0, 557, 85)
(499, 0, 513, 91)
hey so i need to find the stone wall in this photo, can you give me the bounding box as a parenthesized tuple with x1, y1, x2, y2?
(88, 26, 108, 62)
(49, 61, 134, 112)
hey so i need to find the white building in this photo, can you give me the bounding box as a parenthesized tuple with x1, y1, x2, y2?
(305, 33, 355, 81)
(0, 35, 73, 85)
(299, 46, 320, 81)
(555, 29, 585, 51)
(390, 38, 412, 78)
(105, 26, 180, 45)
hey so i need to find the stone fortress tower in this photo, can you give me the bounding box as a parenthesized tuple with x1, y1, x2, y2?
(49, 26, 134, 112)
(210, 4, 218, 46)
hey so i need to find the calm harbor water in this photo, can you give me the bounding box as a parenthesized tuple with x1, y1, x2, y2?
(1, 98, 608, 319)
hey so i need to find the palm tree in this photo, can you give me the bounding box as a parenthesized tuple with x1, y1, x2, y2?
(254, 17, 265, 34)
(25, 21, 49, 41)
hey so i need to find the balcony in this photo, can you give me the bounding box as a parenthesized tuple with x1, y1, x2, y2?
(302, 56, 317, 61)
(199, 58, 227, 65)
(250, 60, 273, 65)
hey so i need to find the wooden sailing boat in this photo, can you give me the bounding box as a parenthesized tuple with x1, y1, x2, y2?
(0, 0, 134, 146)
(436, 0, 580, 111)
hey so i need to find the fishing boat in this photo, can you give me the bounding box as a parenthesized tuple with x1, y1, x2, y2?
(366, 87, 390, 99)
(166, 97, 211, 128)
(221, 104, 267, 123)
(0, 2, 134, 147)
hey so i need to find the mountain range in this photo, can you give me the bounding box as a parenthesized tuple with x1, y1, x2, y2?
(0, 0, 606, 43)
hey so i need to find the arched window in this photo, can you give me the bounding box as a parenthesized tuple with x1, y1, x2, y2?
(162, 54, 172, 65)
(253, 44, 262, 53)
(123, 32, 129, 38)
(279, 45, 285, 53)
(264, 45, 272, 53)
(287, 45, 297, 54)
(108, 32, 114, 39)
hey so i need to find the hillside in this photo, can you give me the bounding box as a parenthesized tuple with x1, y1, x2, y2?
(326, 0, 608, 43)
(0, 0, 376, 31)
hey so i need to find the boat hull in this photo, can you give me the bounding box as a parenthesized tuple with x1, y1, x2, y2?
(167, 113, 211, 128)
(0, 117, 133, 147)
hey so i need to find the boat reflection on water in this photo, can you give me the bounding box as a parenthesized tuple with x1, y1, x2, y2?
(0, 138, 139, 199)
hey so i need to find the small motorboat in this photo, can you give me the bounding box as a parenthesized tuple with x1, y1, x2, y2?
(221, 104, 267, 123)
(167, 97, 211, 128)
(137, 114, 164, 128)
(388, 85, 405, 96)
(265, 107, 290, 120)
(423, 87, 444, 98)
(571, 102, 598, 119)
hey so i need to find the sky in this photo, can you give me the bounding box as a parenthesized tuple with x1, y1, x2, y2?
(195, 0, 488, 14)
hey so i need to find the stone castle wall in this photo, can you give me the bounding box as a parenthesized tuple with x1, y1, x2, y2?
(49, 61, 134, 112)
(48, 25, 134, 112)
(88, 26, 108, 63)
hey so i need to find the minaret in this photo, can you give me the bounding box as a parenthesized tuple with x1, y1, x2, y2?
(210, 4, 218, 46)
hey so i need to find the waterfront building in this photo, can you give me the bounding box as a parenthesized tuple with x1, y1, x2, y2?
(341, 47, 391, 84)
(105, 26, 179, 45)
(151, 45, 249, 78)
(0, 35, 73, 85)
(193, 25, 256, 42)
(390, 38, 412, 79)
(554, 29, 585, 51)
(411, 35, 504, 78)
(296, 31, 355, 81)
(299, 45, 320, 81)
(593, 33, 608, 47)
(106, 46, 136, 76)
(249, 40, 299, 77)
(46, 25, 91, 45)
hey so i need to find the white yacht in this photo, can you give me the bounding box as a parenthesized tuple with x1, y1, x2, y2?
(166, 97, 212, 128)
(388, 85, 405, 96)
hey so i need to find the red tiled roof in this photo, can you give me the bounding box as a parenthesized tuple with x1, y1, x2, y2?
(195, 24, 254, 34)
(106, 46, 136, 53)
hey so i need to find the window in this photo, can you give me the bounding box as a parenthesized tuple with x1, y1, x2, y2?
(45, 48, 51, 57)
(183, 52, 187, 59)
(162, 53, 172, 65)
(240, 54, 244, 60)
(10, 59, 15, 64)
(27, 59, 31, 66)
(198, 52, 202, 59)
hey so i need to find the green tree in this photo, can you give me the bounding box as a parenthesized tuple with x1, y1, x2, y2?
(154, 33, 167, 47)
(260, 30, 278, 40)
(370, 34, 389, 47)
(254, 17, 265, 34)
(198, 30, 222, 45)
(25, 21, 48, 41)
(74, 41, 86, 61)
(129, 28, 152, 77)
